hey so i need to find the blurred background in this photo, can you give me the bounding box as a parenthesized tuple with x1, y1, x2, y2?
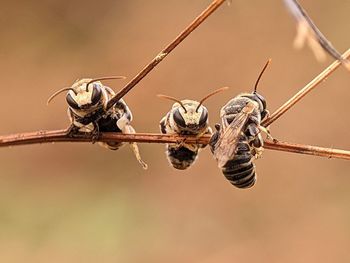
(0, 0, 350, 262)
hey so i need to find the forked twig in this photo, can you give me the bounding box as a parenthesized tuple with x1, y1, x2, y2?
(107, 0, 226, 109)
(0, 130, 349, 161)
(2, 2, 350, 164)
(262, 48, 350, 127)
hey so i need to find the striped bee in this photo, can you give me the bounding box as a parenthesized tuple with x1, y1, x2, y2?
(47, 76, 147, 169)
(210, 60, 271, 188)
(158, 87, 228, 170)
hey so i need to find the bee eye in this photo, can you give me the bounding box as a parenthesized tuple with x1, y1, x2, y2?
(173, 108, 186, 127)
(66, 93, 80, 109)
(91, 84, 102, 105)
(255, 93, 267, 110)
(199, 109, 208, 127)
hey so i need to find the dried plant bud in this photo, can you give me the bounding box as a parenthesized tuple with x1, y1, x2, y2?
(284, 0, 350, 71)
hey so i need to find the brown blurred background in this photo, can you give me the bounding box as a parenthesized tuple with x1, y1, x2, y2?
(0, 0, 350, 262)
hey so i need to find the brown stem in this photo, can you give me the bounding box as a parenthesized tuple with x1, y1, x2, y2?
(262, 48, 350, 127)
(1, 130, 350, 161)
(0, 130, 210, 146)
(263, 140, 350, 161)
(107, 0, 226, 109)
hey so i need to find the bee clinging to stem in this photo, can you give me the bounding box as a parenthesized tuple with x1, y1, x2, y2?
(158, 86, 228, 170)
(47, 76, 148, 169)
(210, 59, 272, 188)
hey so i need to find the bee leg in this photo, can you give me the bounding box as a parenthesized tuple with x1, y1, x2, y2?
(66, 109, 81, 137)
(65, 124, 80, 137)
(259, 125, 275, 141)
(199, 127, 212, 148)
(90, 122, 100, 144)
(246, 124, 264, 158)
(246, 123, 259, 137)
(177, 139, 187, 148)
(251, 134, 264, 159)
(175, 132, 188, 148)
(260, 110, 275, 141)
(124, 125, 148, 170)
(160, 117, 167, 134)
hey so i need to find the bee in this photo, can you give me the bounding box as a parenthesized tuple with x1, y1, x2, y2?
(209, 60, 271, 188)
(47, 76, 147, 169)
(158, 87, 228, 170)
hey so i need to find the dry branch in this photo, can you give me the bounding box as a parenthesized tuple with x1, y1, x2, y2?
(2, 1, 350, 164)
(264, 140, 350, 160)
(1, 130, 350, 161)
(262, 48, 350, 127)
(107, 0, 226, 109)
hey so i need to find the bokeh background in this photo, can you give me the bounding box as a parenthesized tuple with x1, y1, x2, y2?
(1, 0, 350, 262)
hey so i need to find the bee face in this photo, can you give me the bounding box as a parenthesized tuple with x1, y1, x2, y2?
(240, 93, 267, 115)
(66, 79, 104, 111)
(171, 100, 209, 132)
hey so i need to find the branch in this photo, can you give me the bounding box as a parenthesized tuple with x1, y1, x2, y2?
(107, 0, 226, 109)
(263, 140, 350, 160)
(262, 48, 350, 127)
(1, 130, 350, 161)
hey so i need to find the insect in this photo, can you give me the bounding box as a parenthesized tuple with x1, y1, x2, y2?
(283, 0, 350, 70)
(47, 76, 148, 169)
(209, 60, 271, 189)
(158, 87, 228, 170)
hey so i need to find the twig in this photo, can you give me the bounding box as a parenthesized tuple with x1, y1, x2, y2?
(0, 130, 210, 146)
(283, 0, 350, 70)
(262, 48, 350, 127)
(263, 140, 350, 160)
(107, 0, 226, 109)
(1, 130, 350, 161)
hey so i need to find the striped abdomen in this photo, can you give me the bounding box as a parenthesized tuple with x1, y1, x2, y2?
(97, 113, 124, 150)
(166, 145, 198, 170)
(221, 135, 256, 188)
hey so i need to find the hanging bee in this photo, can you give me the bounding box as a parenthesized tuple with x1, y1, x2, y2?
(210, 60, 272, 188)
(158, 87, 228, 170)
(47, 76, 148, 169)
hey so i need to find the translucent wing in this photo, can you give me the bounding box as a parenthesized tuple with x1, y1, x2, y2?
(213, 102, 255, 168)
(283, 0, 350, 70)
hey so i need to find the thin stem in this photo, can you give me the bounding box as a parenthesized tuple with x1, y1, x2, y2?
(1, 130, 350, 161)
(263, 140, 350, 160)
(107, 0, 226, 109)
(262, 48, 350, 127)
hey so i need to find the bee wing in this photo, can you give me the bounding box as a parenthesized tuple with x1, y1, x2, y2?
(283, 0, 350, 70)
(213, 102, 255, 168)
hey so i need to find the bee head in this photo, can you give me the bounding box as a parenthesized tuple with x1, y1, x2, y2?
(241, 92, 267, 115)
(158, 87, 228, 133)
(47, 76, 126, 112)
(171, 100, 209, 131)
(63, 79, 102, 111)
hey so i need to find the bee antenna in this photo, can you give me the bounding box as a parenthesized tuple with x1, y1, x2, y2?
(157, 94, 188, 113)
(254, 58, 271, 93)
(195, 86, 229, 112)
(47, 88, 77, 105)
(85, 76, 126, 92)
